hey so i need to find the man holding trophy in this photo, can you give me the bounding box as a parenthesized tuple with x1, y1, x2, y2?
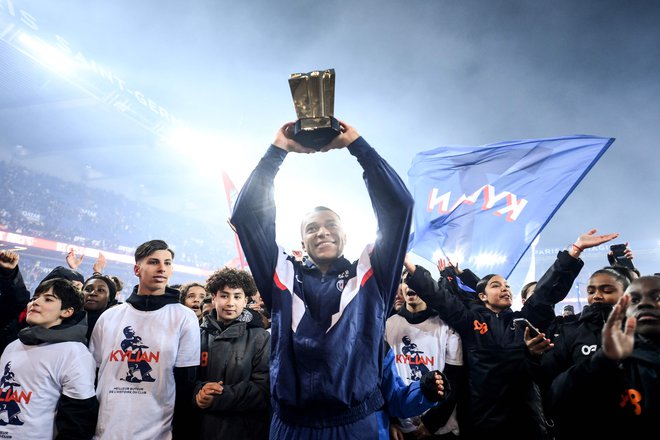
(230, 69, 416, 438)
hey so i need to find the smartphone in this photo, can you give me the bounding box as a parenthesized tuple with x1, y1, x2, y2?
(512, 318, 541, 338)
(609, 244, 635, 269)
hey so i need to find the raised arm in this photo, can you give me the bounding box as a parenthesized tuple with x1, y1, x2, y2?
(523, 229, 619, 330)
(230, 149, 285, 308)
(341, 123, 414, 308)
(406, 263, 474, 335)
(0, 250, 30, 329)
(230, 123, 316, 308)
(66, 248, 84, 271)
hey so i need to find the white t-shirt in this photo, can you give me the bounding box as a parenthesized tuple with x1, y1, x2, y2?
(89, 302, 200, 440)
(0, 339, 96, 440)
(385, 313, 463, 435)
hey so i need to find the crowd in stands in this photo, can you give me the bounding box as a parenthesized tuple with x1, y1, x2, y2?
(0, 160, 234, 271)
(1, 125, 658, 440)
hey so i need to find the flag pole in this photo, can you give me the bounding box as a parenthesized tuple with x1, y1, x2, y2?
(221, 170, 247, 270)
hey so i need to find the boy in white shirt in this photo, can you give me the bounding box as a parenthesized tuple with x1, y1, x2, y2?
(0, 278, 98, 440)
(89, 240, 200, 439)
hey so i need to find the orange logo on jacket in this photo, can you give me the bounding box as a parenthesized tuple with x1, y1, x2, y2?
(473, 320, 488, 334)
(619, 388, 642, 415)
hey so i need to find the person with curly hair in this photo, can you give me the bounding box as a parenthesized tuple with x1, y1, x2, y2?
(194, 267, 270, 439)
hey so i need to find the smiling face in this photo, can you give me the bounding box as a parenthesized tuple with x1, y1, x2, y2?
(301, 209, 346, 273)
(213, 286, 248, 325)
(26, 288, 74, 329)
(479, 275, 512, 312)
(134, 249, 173, 295)
(625, 276, 660, 339)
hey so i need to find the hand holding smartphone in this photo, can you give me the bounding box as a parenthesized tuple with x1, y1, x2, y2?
(512, 317, 541, 338)
(609, 243, 635, 269)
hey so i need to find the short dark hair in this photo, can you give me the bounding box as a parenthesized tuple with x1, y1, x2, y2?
(206, 267, 257, 297)
(300, 206, 341, 236)
(34, 278, 83, 313)
(135, 239, 174, 262)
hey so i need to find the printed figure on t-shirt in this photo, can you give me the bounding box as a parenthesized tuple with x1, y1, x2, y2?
(120, 326, 155, 383)
(0, 362, 24, 426)
(402, 335, 430, 381)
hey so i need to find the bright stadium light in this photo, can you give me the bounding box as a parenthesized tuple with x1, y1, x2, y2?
(162, 125, 220, 154)
(471, 251, 507, 270)
(432, 248, 466, 267)
(17, 32, 76, 75)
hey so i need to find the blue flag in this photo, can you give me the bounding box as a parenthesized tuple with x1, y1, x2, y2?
(407, 135, 614, 278)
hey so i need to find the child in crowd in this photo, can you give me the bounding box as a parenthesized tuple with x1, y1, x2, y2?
(179, 282, 208, 324)
(0, 278, 98, 439)
(194, 267, 270, 440)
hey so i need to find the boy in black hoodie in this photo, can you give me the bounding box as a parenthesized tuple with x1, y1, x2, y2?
(0, 278, 98, 439)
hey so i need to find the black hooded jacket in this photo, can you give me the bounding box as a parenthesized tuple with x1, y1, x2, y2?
(0, 265, 31, 354)
(407, 251, 582, 439)
(538, 302, 614, 381)
(532, 302, 614, 438)
(548, 332, 660, 438)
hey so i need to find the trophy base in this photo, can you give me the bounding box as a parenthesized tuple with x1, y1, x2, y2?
(293, 117, 341, 150)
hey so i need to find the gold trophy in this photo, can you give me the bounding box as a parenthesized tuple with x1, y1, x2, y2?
(288, 68, 341, 150)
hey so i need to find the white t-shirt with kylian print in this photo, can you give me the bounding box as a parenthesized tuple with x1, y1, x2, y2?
(0, 340, 97, 440)
(385, 313, 463, 436)
(89, 302, 200, 440)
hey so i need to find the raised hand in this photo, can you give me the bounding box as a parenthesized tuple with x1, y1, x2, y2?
(0, 250, 20, 271)
(272, 122, 318, 154)
(66, 248, 84, 270)
(602, 295, 636, 361)
(437, 257, 462, 275)
(403, 253, 416, 276)
(575, 229, 619, 251)
(93, 252, 107, 274)
(569, 229, 620, 259)
(318, 120, 360, 152)
(607, 241, 634, 266)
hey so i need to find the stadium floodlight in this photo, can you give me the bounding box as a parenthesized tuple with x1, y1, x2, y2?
(471, 251, 508, 270)
(17, 31, 76, 75)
